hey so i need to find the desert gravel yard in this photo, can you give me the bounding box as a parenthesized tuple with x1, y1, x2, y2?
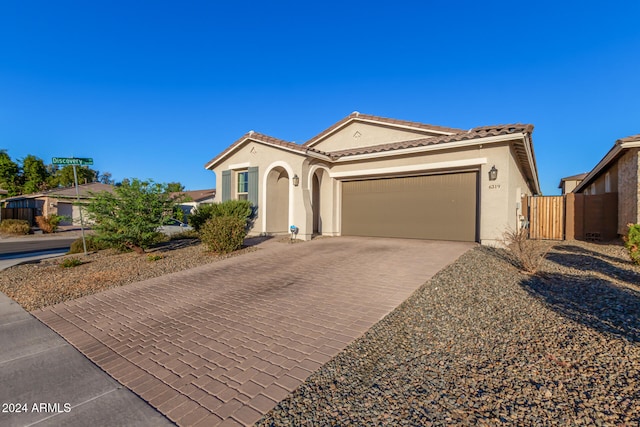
(258, 240, 640, 426)
(1, 237, 639, 425)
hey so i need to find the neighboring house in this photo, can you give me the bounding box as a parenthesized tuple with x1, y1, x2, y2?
(3, 182, 115, 225)
(558, 173, 587, 195)
(573, 133, 640, 235)
(171, 189, 216, 218)
(204, 112, 541, 245)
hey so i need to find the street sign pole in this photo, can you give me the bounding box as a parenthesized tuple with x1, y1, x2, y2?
(53, 157, 93, 256)
(71, 164, 88, 255)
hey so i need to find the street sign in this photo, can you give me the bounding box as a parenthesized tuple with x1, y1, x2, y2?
(51, 156, 93, 254)
(52, 157, 94, 166)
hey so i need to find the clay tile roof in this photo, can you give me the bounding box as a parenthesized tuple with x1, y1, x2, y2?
(204, 131, 309, 169)
(326, 124, 534, 159)
(303, 112, 464, 147)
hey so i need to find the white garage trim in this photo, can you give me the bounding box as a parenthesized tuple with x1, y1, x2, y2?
(329, 157, 487, 179)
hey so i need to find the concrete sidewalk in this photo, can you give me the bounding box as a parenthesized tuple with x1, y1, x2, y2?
(0, 292, 173, 427)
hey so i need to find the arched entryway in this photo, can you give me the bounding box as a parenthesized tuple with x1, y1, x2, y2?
(265, 166, 290, 234)
(311, 167, 331, 235)
(312, 172, 321, 234)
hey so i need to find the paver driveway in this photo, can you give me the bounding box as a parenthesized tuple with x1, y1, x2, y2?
(35, 237, 473, 426)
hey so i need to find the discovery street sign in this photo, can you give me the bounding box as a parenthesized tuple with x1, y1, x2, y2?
(51, 156, 93, 254)
(52, 157, 94, 166)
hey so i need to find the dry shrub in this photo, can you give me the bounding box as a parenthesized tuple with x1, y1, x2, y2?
(0, 219, 31, 235)
(501, 227, 549, 273)
(35, 215, 63, 233)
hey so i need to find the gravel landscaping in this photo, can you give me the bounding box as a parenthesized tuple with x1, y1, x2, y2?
(2, 236, 639, 425)
(257, 240, 640, 426)
(0, 238, 258, 312)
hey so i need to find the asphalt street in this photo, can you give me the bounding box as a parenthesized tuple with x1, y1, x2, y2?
(0, 238, 76, 257)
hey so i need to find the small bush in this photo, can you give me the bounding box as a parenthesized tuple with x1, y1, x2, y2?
(168, 229, 199, 240)
(189, 200, 254, 232)
(0, 219, 31, 235)
(624, 223, 640, 265)
(147, 254, 164, 261)
(68, 235, 111, 254)
(35, 215, 64, 233)
(200, 216, 246, 254)
(60, 257, 83, 268)
(501, 227, 548, 273)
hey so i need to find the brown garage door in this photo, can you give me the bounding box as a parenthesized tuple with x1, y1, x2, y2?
(341, 172, 477, 242)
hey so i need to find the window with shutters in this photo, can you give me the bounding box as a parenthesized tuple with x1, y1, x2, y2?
(237, 171, 248, 200)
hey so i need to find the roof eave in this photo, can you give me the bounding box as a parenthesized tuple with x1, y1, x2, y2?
(332, 131, 540, 195)
(205, 136, 308, 170)
(574, 140, 640, 193)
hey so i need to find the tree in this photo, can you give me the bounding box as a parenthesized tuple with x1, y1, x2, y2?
(166, 182, 185, 192)
(98, 171, 114, 185)
(84, 179, 176, 254)
(50, 165, 97, 187)
(0, 150, 20, 196)
(20, 155, 49, 194)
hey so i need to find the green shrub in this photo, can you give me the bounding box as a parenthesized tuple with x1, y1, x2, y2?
(0, 219, 31, 235)
(35, 215, 64, 233)
(189, 200, 254, 232)
(200, 216, 247, 254)
(147, 254, 164, 261)
(624, 223, 640, 265)
(60, 257, 83, 268)
(68, 235, 111, 254)
(84, 178, 176, 254)
(168, 229, 199, 240)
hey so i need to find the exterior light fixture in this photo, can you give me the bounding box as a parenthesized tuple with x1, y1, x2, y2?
(488, 165, 498, 181)
(292, 174, 300, 186)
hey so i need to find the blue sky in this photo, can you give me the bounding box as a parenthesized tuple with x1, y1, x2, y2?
(1, 1, 639, 194)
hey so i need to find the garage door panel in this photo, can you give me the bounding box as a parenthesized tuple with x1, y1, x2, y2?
(341, 173, 477, 241)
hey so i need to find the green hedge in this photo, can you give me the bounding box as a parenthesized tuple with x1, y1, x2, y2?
(189, 200, 254, 232)
(200, 216, 247, 254)
(625, 223, 640, 265)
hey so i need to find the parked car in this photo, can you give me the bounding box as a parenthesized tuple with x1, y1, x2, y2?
(159, 218, 193, 236)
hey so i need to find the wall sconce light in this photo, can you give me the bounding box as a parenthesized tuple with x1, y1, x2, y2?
(488, 165, 498, 181)
(292, 174, 300, 187)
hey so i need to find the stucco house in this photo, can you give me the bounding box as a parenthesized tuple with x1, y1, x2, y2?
(205, 112, 541, 245)
(558, 173, 587, 195)
(3, 182, 115, 225)
(573, 133, 640, 235)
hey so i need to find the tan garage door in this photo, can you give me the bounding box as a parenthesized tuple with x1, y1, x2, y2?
(341, 172, 477, 242)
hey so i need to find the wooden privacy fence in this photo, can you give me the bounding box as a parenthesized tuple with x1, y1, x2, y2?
(524, 193, 619, 241)
(524, 196, 565, 240)
(0, 208, 37, 225)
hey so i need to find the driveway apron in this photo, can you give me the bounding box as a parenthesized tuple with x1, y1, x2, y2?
(34, 237, 473, 426)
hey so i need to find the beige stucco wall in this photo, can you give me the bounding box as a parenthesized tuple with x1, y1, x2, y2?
(212, 142, 310, 238)
(310, 122, 438, 152)
(617, 148, 640, 234)
(211, 134, 536, 244)
(562, 180, 581, 194)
